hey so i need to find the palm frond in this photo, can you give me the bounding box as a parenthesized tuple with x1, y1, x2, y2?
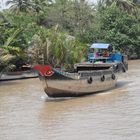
(4, 28, 21, 47)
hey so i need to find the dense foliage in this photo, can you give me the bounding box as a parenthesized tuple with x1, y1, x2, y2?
(0, 0, 140, 72)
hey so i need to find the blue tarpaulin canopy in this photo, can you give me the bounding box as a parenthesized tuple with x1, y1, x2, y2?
(90, 43, 110, 49)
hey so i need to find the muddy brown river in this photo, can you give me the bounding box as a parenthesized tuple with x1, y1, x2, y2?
(0, 60, 140, 140)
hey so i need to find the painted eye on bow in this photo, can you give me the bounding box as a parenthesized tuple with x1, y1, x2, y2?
(45, 70, 54, 76)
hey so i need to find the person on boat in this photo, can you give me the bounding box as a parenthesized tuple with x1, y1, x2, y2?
(94, 52, 100, 58)
(103, 50, 109, 57)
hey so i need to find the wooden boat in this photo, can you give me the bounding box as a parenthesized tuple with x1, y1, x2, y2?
(33, 65, 117, 97)
(33, 43, 128, 97)
(0, 70, 38, 81)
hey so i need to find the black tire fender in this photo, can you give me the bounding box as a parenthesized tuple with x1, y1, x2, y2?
(111, 73, 116, 80)
(101, 75, 105, 82)
(87, 76, 93, 84)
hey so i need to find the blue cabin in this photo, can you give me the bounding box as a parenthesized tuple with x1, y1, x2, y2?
(88, 43, 123, 63)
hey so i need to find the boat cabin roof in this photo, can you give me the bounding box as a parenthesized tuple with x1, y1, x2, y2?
(90, 43, 110, 49)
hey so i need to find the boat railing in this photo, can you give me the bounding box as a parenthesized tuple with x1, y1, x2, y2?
(55, 68, 114, 80)
(78, 70, 114, 82)
(56, 69, 79, 79)
(78, 69, 113, 76)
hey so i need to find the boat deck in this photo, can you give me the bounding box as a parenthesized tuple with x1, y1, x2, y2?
(74, 62, 118, 72)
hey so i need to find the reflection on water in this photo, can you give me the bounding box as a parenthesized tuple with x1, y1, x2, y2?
(0, 60, 140, 140)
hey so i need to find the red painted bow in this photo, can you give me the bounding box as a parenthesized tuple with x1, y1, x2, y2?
(32, 65, 54, 76)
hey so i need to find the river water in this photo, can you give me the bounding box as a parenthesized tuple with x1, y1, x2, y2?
(0, 60, 140, 140)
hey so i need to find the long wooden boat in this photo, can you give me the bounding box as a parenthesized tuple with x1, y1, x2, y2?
(33, 64, 118, 97)
(32, 43, 128, 98)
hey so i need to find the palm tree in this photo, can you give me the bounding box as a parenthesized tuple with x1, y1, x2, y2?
(29, 26, 86, 69)
(98, 0, 139, 17)
(32, 0, 52, 13)
(6, 0, 34, 14)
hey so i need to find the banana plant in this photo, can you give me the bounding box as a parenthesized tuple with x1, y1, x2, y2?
(0, 28, 22, 77)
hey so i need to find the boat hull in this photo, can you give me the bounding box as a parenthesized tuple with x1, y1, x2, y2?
(41, 70, 117, 97)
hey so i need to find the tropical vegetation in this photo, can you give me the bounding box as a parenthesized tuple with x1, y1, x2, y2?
(0, 0, 140, 73)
